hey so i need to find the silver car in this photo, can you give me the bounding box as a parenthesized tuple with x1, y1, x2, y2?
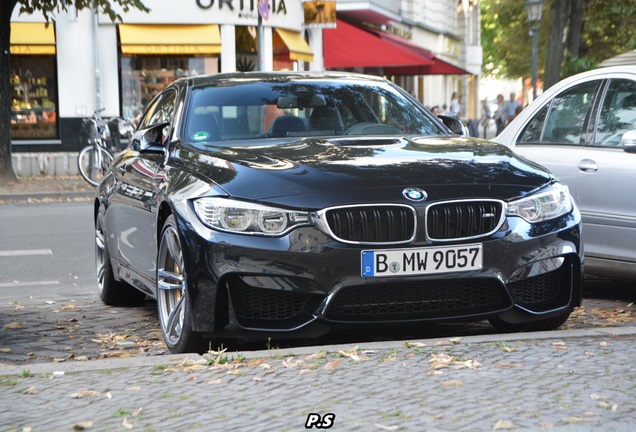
(495, 66, 636, 279)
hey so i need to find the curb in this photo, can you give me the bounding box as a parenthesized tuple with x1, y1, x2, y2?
(1, 326, 634, 377)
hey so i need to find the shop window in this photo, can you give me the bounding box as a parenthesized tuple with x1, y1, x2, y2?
(121, 56, 218, 122)
(10, 56, 58, 140)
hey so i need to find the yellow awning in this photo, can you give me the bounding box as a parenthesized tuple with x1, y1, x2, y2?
(10, 22, 56, 55)
(274, 29, 314, 62)
(119, 24, 221, 55)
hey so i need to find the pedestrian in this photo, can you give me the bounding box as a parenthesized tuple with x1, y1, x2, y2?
(449, 91, 461, 118)
(494, 94, 506, 135)
(480, 98, 492, 139)
(505, 92, 521, 125)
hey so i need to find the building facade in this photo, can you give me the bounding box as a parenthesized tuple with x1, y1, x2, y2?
(9, 0, 480, 175)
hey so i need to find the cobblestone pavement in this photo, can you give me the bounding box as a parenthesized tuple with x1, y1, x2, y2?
(1, 286, 636, 431)
(1, 327, 636, 431)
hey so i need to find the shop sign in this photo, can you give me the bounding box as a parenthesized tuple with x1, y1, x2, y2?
(196, 0, 287, 18)
(143, 45, 211, 54)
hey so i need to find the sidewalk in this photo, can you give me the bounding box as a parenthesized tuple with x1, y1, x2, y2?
(0, 175, 95, 203)
(1, 328, 636, 431)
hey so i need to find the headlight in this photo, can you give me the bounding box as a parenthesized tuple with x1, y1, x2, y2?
(193, 198, 310, 235)
(507, 183, 573, 223)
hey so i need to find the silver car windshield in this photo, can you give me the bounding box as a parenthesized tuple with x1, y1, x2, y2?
(183, 78, 444, 145)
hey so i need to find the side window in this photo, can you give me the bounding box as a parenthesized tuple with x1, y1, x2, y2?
(541, 80, 600, 145)
(594, 79, 636, 147)
(518, 104, 548, 144)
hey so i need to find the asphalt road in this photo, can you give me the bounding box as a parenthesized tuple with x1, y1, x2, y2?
(1, 201, 635, 366)
(0, 202, 95, 303)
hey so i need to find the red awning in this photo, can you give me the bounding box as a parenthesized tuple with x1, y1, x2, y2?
(323, 20, 433, 69)
(368, 28, 469, 76)
(324, 20, 469, 75)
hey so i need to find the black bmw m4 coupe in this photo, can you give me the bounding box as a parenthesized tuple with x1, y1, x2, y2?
(94, 72, 583, 353)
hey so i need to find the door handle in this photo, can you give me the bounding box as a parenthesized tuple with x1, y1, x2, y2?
(577, 159, 598, 173)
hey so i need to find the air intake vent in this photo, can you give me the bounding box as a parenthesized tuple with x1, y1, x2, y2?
(426, 200, 504, 241)
(324, 205, 416, 244)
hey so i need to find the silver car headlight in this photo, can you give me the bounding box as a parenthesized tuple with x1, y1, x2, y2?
(507, 183, 573, 223)
(193, 198, 310, 235)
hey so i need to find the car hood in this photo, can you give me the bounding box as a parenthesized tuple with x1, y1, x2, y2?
(179, 136, 554, 207)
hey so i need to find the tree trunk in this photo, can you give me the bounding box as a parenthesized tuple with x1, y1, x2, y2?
(0, 0, 18, 182)
(544, 0, 571, 90)
(567, 0, 583, 57)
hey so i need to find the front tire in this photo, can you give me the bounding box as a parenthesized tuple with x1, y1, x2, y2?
(156, 215, 208, 354)
(95, 207, 146, 306)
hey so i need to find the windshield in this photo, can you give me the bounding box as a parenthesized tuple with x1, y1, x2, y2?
(183, 78, 445, 146)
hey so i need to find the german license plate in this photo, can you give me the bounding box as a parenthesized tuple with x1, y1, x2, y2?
(361, 244, 483, 277)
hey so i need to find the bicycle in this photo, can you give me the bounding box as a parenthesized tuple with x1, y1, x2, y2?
(77, 110, 115, 186)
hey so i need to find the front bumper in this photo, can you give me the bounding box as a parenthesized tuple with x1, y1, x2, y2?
(179, 204, 583, 337)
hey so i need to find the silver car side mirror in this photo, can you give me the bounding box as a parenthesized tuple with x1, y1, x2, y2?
(621, 130, 636, 154)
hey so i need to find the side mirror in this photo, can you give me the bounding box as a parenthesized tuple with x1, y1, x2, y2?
(132, 122, 169, 153)
(621, 130, 636, 154)
(437, 115, 469, 137)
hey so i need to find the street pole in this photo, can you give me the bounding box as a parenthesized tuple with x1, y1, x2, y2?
(531, 24, 538, 100)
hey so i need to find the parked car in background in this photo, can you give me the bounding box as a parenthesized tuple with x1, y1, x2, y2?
(494, 66, 636, 280)
(95, 72, 583, 354)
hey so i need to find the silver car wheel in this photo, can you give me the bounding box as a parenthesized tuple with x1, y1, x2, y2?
(95, 214, 107, 295)
(157, 224, 187, 348)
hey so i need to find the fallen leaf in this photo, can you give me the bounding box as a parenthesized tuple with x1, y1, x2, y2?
(73, 422, 93, 430)
(375, 424, 399, 431)
(207, 379, 223, 385)
(443, 380, 462, 386)
(282, 357, 298, 368)
(493, 419, 515, 429)
(70, 390, 102, 399)
(305, 352, 327, 360)
(562, 417, 593, 424)
(253, 376, 262, 382)
(600, 341, 608, 348)
(248, 358, 266, 367)
(495, 361, 524, 368)
(126, 386, 142, 392)
(23, 386, 38, 395)
(324, 359, 341, 371)
(122, 417, 134, 429)
(259, 363, 271, 370)
(501, 346, 517, 353)
(0, 348, 11, 353)
(427, 370, 443, 376)
(404, 341, 426, 348)
(3, 322, 25, 329)
(299, 369, 312, 375)
(538, 422, 553, 428)
(133, 407, 143, 417)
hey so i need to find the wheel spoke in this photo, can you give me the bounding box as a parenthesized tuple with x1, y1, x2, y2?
(157, 269, 183, 290)
(165, 295, 185, 339)
(166, 230, 182, 267)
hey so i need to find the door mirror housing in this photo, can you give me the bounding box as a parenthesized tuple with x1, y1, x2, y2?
(438, 115, 469, 136)
(132, 122, 169, 153)
(621, 130, 636, 154)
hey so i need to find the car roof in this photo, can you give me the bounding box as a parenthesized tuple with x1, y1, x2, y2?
(180, 71, 390, 88)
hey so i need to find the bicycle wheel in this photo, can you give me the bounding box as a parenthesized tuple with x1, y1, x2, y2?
(78, 146, 114, 186)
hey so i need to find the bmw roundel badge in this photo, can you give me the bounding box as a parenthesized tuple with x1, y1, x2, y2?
(402, 187, 428, 202)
